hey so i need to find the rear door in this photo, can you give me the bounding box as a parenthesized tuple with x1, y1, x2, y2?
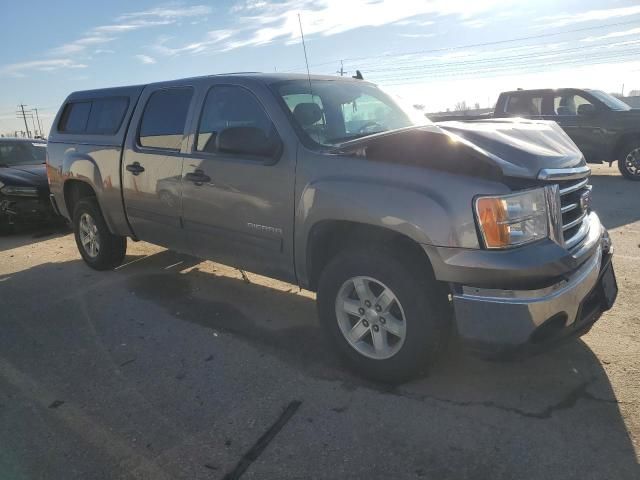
(122, 85, 195, 252)
(181, 80, 297, 282)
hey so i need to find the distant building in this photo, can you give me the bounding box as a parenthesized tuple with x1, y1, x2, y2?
(426, 107, 493, 121)
(621, 96, 640, 108)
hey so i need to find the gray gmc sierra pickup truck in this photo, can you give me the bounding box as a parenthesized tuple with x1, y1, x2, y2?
(47, 73, 617, 382)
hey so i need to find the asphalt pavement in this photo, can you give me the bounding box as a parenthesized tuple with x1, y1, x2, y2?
(0, 163, 638, 479)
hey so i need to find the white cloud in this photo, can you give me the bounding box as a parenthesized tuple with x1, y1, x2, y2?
(462, 19, 488, 29)
(540, 5, 640, 28)
(117, 5, 212, 21)
(50, 35, 115, 55)
(135, 54, 157, 64)
(93, 19, 174, 33)
(0, 59, 87, 77)
(158, 0, 509, 56)
(581, 27, 640, 43)
(399, 33, 436, 39)
(153, 30, 234, 56)
(48, 4, 213, 57)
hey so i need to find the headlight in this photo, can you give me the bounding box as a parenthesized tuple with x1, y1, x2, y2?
(0, 185, 39, 197)
(474, 188, 548, 249)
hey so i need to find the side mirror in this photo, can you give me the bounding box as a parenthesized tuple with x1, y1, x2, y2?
(577, 104, 597, 116)
(216, 126, 282, 160)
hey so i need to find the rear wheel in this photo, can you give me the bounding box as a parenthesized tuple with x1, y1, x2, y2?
(317, 248, 450, 383)
(617, 141, 640, 180)
(73, 198, 126, 270)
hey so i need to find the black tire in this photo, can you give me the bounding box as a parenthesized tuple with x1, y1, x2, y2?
(617, 140, 640, 181)
(73, 197, 126, 270)
(317, 247, 450, 383)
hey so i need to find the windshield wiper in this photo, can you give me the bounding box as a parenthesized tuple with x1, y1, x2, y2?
(327, 132, 386, 144)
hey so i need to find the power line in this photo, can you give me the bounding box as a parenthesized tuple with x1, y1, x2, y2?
(279, 18, 640, 72)
(365, 45, 640, 80)
(372, 49, 640, 85)
(356, 41, 640, 75)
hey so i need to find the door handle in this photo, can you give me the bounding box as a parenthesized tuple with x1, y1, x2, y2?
(126, 162, 145, 175)
(185, 170, 211, 185)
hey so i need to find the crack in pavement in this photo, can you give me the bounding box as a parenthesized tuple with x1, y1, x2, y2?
(390, 377, 629, 420)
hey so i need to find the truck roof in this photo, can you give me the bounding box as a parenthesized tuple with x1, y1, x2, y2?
(66, 72, 371, 99)
(500, 88, 595, 95)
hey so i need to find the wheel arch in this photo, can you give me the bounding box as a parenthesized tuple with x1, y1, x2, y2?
(63, 179, 97, 221)
(304, 220, 437, 292)
(613, 132, 640, 160)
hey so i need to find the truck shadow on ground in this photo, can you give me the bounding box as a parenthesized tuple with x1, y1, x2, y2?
(0, 221, 70, 252)
(124, 253, 637, 444)
(3, 250, 638, 478)
(590, 173, 640, 230)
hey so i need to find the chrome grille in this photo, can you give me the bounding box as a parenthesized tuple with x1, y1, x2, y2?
(557, 176, 591, 249)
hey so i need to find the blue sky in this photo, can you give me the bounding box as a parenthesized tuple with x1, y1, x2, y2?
(2, 0, 640, 135)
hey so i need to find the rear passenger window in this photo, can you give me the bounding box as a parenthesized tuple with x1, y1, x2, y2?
(58, 97, 129, 134)
(505, 95, 543, 116)
(138, 88, 193, 151)
(59, 102, 91, 133)
(86, 98, 129, 134)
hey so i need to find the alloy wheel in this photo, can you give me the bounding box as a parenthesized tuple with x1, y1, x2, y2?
(79, 212, 100, 258)
(623, 147, 640, 177)
(335, 276, 407, 360)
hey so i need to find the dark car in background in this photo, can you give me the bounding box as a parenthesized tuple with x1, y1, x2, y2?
(0, 138, 58, 231)
(432, 88, 640, 180)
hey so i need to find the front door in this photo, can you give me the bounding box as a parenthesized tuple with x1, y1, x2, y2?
(547, 92, 604, 161)
(122, 86, 194, 251)
(181, 83, 296, 282)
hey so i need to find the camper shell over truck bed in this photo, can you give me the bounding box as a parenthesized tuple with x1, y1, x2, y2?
(47, 73, 617, 382)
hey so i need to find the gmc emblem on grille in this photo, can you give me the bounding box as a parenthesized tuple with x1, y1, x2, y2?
(580, 189, 592, 210)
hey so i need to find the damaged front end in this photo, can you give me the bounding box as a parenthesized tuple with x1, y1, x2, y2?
(0, 181, 56, 229)
(334, 119, 617, 354)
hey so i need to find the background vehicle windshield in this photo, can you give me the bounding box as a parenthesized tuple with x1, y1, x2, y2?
(0, 141, 46, 166)
(589, 90, 631, 111)
(276, 80, 422, 147)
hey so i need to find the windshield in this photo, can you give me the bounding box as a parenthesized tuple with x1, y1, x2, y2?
(276, 80, 425, 147)
(589, 90, 631, 111)
(0, 141, 46, 166)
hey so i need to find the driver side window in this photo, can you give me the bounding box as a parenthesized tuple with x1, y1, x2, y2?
(554, 94, 593, 116)
(282, 94, 326, 144)
(196, 85, 276, 154)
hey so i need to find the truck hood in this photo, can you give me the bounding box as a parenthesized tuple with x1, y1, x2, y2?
(334, 119, 585, 180)
(0, 163, 48, 188)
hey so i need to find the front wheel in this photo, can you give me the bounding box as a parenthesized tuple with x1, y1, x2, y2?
(617, 142, 640, 180)
(73, 198, 126, 270)
(317, 248, 450, 383)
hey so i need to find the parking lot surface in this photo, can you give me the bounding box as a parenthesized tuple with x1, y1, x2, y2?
(0, 164, 638, 479)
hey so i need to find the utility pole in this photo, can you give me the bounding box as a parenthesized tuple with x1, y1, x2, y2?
(33, 108, 44, 138)
(337, 60, 345, 76)
(29, 112, 38, 137)
(17, 104, 31, 138)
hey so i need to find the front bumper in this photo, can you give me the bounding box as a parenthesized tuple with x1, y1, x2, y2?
(0, 194, 57, 225)
(451, 227, 616, 353)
